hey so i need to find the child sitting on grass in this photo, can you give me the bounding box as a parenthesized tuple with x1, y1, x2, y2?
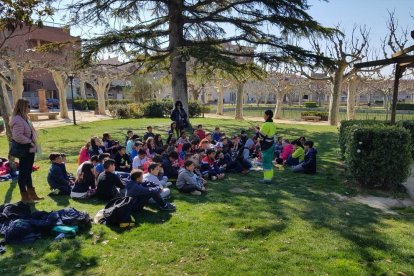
(292, 141, 317, 174)
(286, 140, 305, 166)
(143, 163, 171, 199)
(132, 149, 148, 170)
(176, 160, 206, 196)
(114, 146, 131, 172)
(126, 169, 176, 211)
(96, 159, 125, 201)
(47, 153, 73, 195)
(200, 149, 225, 180)
(71, 162, 96, 199)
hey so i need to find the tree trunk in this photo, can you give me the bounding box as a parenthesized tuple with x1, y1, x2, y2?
(51, 71, 69, 119)
(92, 77, 111, 115)
(216, 83, 224, 115)
(347, 77, 358, 120)
(273, 92, 285, 119)
(235, 82, 244, 120)
(0, 81, 17, 172)
(168, 0, 189, 121)
(79, 76, 87, 99)
(10, 62, 25, 105)
(328, 64, 346, 126)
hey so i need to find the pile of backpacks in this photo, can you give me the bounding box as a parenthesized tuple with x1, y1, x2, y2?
(0, 201, 91, 247)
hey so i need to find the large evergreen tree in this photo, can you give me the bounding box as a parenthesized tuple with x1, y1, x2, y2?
(68, 0, 335, 114)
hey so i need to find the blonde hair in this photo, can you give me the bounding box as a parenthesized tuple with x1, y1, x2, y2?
(13, 99, 30, 119)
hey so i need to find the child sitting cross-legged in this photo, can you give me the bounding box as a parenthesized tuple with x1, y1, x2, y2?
(143, 163, 171, 199)
(132, 149, 148, 170)
(200, 148, 225, 180)
(126, 169, 176, 211)
(71, 162, 96, 199)
(96, 159, 126, 201)
(285, 140, 305, 167)
(177, 160, 207, 196)
(47, 153, 73, 195)
(292, 140, 317, 174)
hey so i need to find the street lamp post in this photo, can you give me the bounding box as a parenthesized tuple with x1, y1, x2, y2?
(68, 73, 76, 125)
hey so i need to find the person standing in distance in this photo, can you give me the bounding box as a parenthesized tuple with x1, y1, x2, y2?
(10, 99, 44, 203)
(255, 109, 277, 184)
(170, 100, 188, 137)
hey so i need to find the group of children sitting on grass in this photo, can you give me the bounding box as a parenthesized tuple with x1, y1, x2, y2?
(46, 123, 317, 212)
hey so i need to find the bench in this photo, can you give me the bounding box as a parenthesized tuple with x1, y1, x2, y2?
(302, 115, 321, 122)
(28, 112, 59, 121)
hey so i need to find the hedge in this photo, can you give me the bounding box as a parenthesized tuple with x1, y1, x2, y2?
(397, 120, 414, 159)
(301, 111, 328, 121)
(396, 103, 414, 110)
(345, 125, 411, 190)
(338, 120, 388, 159)
(304, 101, 318, 108)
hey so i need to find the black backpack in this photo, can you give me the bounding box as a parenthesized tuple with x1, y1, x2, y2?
(102, 197, 134, 227)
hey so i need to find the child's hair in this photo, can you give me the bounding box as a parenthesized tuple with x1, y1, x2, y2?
(169, 151, 179, 160)
(180, 130, 186, 136)
(182, 143, 191, 152)
(215, 127, 220, 131)
(197, 124, 202, 128)
(152, 154, 163, 163)
(191, 140, 199, 146)
(134, 141, 143, 147)
(241, 130, 246, 135)
(170, 122, 176, 129)
(103, 159, 115, 169)
(127, 130, 133, 134)
(49, 153, 61, 161)
(283, 139, 290, 144)
(147, 126, 152, 130)
(205, 132, 211, 136)
(146, 137, 155, 148)
(264, 109, 273, 118)
(148, 162, 159, 173)
(206, 148, 215, 155)
(169, 137, 177, 145)
(90, 155, 99, 163)
(184, 160, 194, 168)
(60, 153, 66, 158)
(98, 153, 110, 162)
(138, 149, 147, 156)
(84, 141, 91, 148)
(292, 140, 304, 148)
(77, 162, 95, 183)
(304, 140, 314, 148)
(102, 133, 110, 142)
(117, 145, 126, 151)
(130, 169, 144, 181)
(90, 136, 98, 148)
(130, 134, 139, 140)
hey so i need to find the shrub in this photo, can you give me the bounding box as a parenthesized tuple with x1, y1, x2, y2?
(108, 104, 130, 119)
(127, 103, 144, 118)
(338, 120, 388, 159)
(107, 99, 134, 105)
(398, 120, 414, 158)
(396, 103, 414, 110)
(142, 100, 172, 117)
(345, 125, 411, 190)
(304, 102, 318, 108)
(86, 99, 97, 110)
(301, 111, 328, 121)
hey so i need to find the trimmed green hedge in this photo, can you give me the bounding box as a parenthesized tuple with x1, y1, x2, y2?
(397, 120, 414, 158)
(304, 101, 318, 108)
(301, 111, 328, 121)
(396, 103, 414, 110)
(73, 99, 98, 110)
(338, 120, 388, 158)
(345, 125, 411, 190)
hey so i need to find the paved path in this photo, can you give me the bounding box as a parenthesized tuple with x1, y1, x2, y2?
(29, 110, 113, 130)
(204, 113, 331, 126)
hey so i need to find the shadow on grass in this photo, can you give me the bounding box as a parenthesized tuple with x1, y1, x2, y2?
(3, 180, 17, 204)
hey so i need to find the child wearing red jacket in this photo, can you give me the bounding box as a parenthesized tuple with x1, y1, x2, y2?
(200, 149, 225, 180)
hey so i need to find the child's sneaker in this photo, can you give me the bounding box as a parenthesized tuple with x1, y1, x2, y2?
(190, 190, 202, 196)
(160, 202, 176, 211)
(49, 189, 60, 196)
(211, 176, 217, 181)
(165, 182, 173, 187)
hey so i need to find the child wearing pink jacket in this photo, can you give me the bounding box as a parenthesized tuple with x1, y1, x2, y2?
(276, 139, 293, 165)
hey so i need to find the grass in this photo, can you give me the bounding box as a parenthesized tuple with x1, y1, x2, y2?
(0, 118, 414, 275)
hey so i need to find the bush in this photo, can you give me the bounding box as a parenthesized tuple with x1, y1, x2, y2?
(345, 125, 411, 190)
(107, 99, 134, 105)
(396, 103, 414, 110)
(398, 120, 414, 158)
(301, 111, 328, 121)
(73, 99, 88, 110)
(304, 102, 318, 108)
(142, 100, 172, 117)
(127, 103, 144, 118)
(86, 99, 97, 110)
(108, 104, 129, 118)
(338, 120, 388, 159)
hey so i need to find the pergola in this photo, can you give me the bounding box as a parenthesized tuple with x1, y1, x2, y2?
(354, 30, 414, 124)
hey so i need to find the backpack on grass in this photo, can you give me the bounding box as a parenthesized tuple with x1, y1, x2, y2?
(101, 197, 135, 227)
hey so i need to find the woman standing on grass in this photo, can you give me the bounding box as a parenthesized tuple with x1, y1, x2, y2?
(255, 109, 277, 184)
(170, 101, 188, 136)
(10, 99, 44, 203)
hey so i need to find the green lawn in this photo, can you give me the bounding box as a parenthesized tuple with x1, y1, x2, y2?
(0, 118, 413, 275)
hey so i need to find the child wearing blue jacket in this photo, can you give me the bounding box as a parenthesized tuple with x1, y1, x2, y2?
(292, 141, 317, 174)
(47, 153, 72, 195)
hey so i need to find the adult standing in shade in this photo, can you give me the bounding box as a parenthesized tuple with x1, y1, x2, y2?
(10, 99, 44, 203)
(255, 109, 277, 184)
(170, 100, 188, 136)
